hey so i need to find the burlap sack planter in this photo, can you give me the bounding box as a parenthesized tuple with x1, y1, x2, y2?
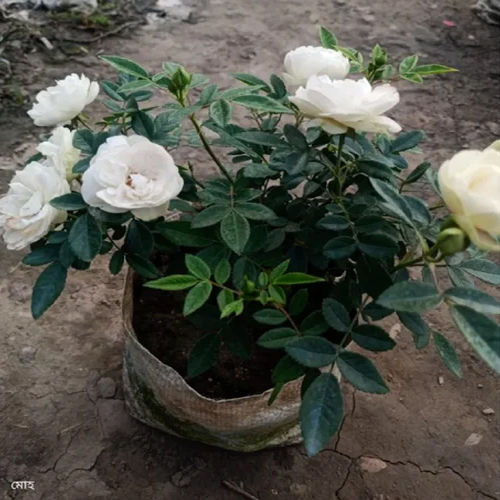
(122, 269, 310, 452)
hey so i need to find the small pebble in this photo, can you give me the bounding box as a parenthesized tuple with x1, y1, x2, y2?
(482, 408, 495, 416)
(438, 376, 444, 385)
(359, 456, 387, 473)
(464, 433, 482, 446)
(477, 383, 484, 389)
(19, 346, 37, 363)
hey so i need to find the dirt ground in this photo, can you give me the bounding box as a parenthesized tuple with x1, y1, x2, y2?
(1, 0, 499, 498)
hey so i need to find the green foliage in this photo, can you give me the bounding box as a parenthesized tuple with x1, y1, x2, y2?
(23, 31, 496, 460)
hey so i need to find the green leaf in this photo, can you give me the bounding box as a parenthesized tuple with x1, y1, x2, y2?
(391, 130, 425, 153)
(23, 245, 60, 266)
(145, 274, 199, 290)
(323, 236, 357, 259)
(358, 233, 398, 258)
(445, 287, 500, 315)
(370, 179, 412, 224)
(273, 272, 325, 286)
(319, 26, 338, 48)
(126, 254, 160, 279)
(231, 72, 271, 92)
(285, 337, 336, 368)
(400, 72, 424, 84)
(198, 83, 218, 105)
(459, 259, 500, 285)
(399, 55, 419, 74)
(220, 210, 250, 255)
(236, 131, 285, 147)
(109, 250, 125, 275)
(283, 124, 308, 151)
(269, 355, 305, 405)
(100, 55, 149, 79)
(322, 298, 350, 333)
(118, 79, 153, 92)
(397, 312, 430, 349)
(185, 254, 211, 280)
(378, 281, 442, 313)
(68, 214, 101, 262)
(232, 95, 292, 114)
(448, 266, 475, 288)
(31, 262, 67, 319)
(73, 129, 95, 154)
(272, 355, 305, 385)
(191, 205, 230, 229)
(337, 352, 389, 394)
(131, 111, 155, 139)
(159, 221, 215, 247)
(300, 311, 329, 336)
(352, 324, 396, 352)
(404, 162, 431, 185)
(220, 299, 244, 318)
(253, 309, 287, 325)
(269, 260, 290, 281)
(214, 259, 231, 284)
(50, 193, 87, 211)
(72, 157, 91, 174)
(300, 373, 343, 456)
(183, 281, 213, 315)
(216, 289, 234, 312)
(413, 64, 457, 75)
(125, 220, 154, 257)
(187, 333, 220, 378)
(209, 99, 232, 127)
(234, 202, 277, 221)
(258, 327, 298, 349)
(289, 289, 308, 316)
(316, 215, 350, 231)
(450, 305, 500, 375)
(433, 331, 462, 378)
(242, 163, 276, 179)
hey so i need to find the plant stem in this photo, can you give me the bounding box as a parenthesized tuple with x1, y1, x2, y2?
(275, 304, 301, 336)
(189, 115, 234, 184)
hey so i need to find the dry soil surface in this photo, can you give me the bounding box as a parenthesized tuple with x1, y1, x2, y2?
(0, 0, 500, 499)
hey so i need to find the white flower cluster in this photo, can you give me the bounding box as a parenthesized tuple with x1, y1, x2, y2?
(284, 45, 401, 135)
(0, 48, 498, 253)
(0, 74, 183, 250)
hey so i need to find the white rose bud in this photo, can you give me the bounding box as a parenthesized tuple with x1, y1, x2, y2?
(81, 135, 184, 221)
(290, 75, 401, 135)
(0, 162, 70, 250)
(438, 145, 500, 252)
(37, 126, 81, 181)
(27, 73, 99, 127)
(283, 46, 350, 87)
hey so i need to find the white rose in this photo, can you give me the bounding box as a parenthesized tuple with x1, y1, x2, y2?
(290, 75, 401, 135)
(283, 46, 350, 87)
(27, 73, 99, 127)
(81, 135, 184, 221)
(438, 145, 500, 251)
(37, 126, 81, 180)
(0, 162, 70, 250)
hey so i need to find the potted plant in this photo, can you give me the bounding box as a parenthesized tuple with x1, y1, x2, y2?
(2, 28, 499, 456)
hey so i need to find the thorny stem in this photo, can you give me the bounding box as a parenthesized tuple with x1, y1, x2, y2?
(189, 114, 234, 184)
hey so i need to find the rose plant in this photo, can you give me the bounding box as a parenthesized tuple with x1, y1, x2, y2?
(2, 27, 499, 455)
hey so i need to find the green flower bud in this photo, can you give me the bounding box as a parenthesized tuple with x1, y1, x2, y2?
(171, 66, 192, 92)
(436, 227, 469, 256)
